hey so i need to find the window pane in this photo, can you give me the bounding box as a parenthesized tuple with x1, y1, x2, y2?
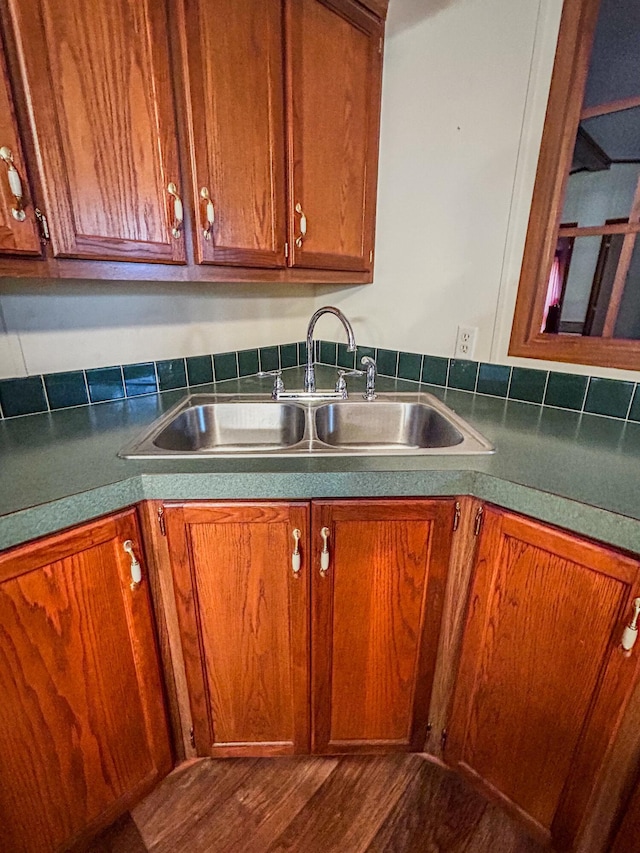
(549, 233, 640, 340)
(558, 236, 604, 332)
(613, 238, 640, 340)
(582, 106, 640, 161)
(583, 0, 640, 109)
(561, 162, 640, 227)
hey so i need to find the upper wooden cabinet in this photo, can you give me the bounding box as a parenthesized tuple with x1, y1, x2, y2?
(446, 506, 640, 852)
(6, 0, 186, 264)
(0, 0, 384, 281)
(180, 0, 287, 268)
(0, 42, 40, 256)
(287, 0, 383, 272)
(0, 509, 171, 853)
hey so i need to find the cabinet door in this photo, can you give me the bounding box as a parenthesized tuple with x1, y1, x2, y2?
(181, 0, 287, 268)
(446, 507, 640, 850)
(6, 0, 185, 263)
(0, 510, 171, 853)
(286, 0, 383, 272)
(312, 499, 454, 754)
(164, 502, 310, 757)
(0, 41, 40, 256)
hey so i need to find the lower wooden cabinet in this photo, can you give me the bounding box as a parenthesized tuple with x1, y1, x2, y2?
(162, 498, 456, 757)
(165, 501, 311, 756)
(445, 506, 640, 852)
(3, 496, 640, 853)
(0, 509, 172, 853)
(311, 499, 453, 753)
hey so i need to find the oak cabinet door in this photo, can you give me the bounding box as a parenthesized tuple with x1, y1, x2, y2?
(6, 0, 185, 263)
(286, 0, 383, 273)
(311, 499, 455, 754)
(0, 510, 171, 853)
(0, 41, 41, 256)
(164, 502, 310, 757)
(181, 0, 287, 268)
(446, 507, 640, 850)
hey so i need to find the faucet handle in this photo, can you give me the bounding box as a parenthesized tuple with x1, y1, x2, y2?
(258, 369, 285, 399)
(335, 368, 364, 398)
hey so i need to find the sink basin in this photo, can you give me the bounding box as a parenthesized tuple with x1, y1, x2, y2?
(119, 392, 494, 458)
(315, 401, 464, 449)
(151, 401, 306, 452)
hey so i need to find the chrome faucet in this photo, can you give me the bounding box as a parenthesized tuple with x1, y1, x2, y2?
(305, 306, 356, 393)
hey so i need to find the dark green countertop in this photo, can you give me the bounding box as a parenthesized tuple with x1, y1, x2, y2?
(1, 367, 639, 553)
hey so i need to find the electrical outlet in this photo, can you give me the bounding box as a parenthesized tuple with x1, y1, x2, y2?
(454, 326, 478, 360)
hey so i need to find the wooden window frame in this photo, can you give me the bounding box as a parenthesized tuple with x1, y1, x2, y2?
(509, 0, 640, 371)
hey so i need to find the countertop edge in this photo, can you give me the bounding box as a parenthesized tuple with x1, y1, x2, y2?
(1, 468, 638, 555)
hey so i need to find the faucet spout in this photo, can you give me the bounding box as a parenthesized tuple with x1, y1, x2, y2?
(305, 306, 356, 393)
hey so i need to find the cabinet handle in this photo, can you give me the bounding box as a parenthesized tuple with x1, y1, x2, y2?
(167, 182, 184, 238)
(123, 539, 142, 590)
(0, 146, 26, 221)
(319, 526, 330, 576)
(292, 528, 301, 575)
(294, 202, 307, 248)
(200, 186, 215, 241)
(621, 597, 640, 651)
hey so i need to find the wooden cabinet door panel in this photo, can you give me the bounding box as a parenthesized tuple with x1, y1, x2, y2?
(446, 507, 640, 849)
(286, 0, 382, 272)
(0, 42, 41, 256)
(0, 510, 171, 853)
(312, 499, 454, 753)
(181, 0, 287, 267)
(165, 502, 310, 757)
(6, 0, 185, 263)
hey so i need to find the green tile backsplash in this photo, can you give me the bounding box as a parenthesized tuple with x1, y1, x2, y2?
(544, 372, 588, 411)
(44, 371, 88, 409)
(509, 367, 548, 404)
(0, 340, 638, 427)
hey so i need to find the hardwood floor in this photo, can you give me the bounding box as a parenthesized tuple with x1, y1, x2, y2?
(90, 755, 546, 853)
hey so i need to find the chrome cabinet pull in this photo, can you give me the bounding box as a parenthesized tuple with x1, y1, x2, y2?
(292, 528, 301, 575)
(294, 202, 307, 248)
(320, 526, 330, 576)
(167, 182, 184, 238)
(621, 598, 640, 651)
(123, 539, 142, 590)
(200, 186, 215, 241)
(0, 146, 26, 221)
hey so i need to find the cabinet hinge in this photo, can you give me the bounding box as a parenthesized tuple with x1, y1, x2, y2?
(441, 728, 448, 750)
(284, 241, 289, 259)
(158, 506, 166, 537)
(378, 36, 383, 54)
(426, 722, 433, 738)
(34, 208, 50, 243)
(474, 505, 484, 537)
(369, 249, 373, 264)
(189, 726, 195, 749)
(453, 501, 461, 532)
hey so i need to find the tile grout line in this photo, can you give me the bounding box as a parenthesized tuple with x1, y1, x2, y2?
(40, 374, 52, 413)
(624, 383, 636, 422)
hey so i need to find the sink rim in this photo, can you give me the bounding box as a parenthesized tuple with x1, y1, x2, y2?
(118, 391, 495, 459)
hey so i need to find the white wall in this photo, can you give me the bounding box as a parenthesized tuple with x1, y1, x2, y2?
(1, 0, 638, 382)
(0, 281, 316, 377)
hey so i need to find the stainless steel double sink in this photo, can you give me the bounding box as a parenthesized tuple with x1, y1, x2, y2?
(119, 391, 494, 458)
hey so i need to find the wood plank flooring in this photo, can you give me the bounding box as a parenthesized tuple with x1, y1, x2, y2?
(90, 755, 546, 853)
